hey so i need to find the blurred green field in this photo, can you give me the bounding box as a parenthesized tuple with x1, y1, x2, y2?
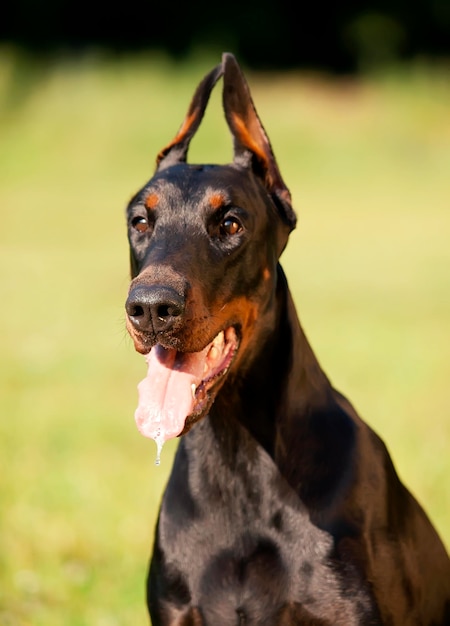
(0, 48, 449, 625)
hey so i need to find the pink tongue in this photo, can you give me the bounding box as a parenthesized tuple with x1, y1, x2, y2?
(135, 344, 209, 444)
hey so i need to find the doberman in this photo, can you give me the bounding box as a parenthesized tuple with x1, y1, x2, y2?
(125, 53, 450, 625)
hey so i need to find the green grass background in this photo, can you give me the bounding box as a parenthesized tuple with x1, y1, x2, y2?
(0, 49, 449, 625)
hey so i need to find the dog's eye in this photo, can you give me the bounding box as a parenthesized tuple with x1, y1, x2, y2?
(132, 216, 149, 233)
(220, 217, 242, 237)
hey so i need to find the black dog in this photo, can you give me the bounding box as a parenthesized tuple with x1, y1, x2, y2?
(125, 53, 450, 625)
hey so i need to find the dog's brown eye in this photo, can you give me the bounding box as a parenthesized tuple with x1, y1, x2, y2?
(132, 217, 149, 233)
(220, 218, 242, 236)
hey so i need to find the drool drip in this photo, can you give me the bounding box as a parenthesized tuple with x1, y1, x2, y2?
(154, 430, 164, 466)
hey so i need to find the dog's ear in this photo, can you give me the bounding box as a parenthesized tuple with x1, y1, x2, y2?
(156, 63, 224, 171)
(222, 53, 297, 233)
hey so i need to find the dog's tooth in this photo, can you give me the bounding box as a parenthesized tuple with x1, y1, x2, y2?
(191, 383, 196, 400)
(209, 346, 219, 362)
(213, 331, 224, 348)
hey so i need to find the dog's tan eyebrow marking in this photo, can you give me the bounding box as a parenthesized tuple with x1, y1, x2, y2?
(145, 193, 160, 210)
(208, 193, 227, 210)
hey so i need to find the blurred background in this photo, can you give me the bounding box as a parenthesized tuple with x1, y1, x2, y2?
(1, 3, 449, 624)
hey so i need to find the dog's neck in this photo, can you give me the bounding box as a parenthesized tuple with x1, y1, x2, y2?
(209, 265, 333, 457)
(183, 265, 356, 512)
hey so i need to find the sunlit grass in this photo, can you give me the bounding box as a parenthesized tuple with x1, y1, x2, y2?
(0, 48, 449, 625)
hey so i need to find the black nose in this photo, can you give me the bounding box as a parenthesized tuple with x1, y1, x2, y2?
(125, 285, 185, 333)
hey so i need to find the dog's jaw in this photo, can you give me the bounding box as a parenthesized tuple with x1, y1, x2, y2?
(188, 327, 239, 420)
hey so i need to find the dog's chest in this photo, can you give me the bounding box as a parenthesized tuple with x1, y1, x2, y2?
(152, 433, 373, 625)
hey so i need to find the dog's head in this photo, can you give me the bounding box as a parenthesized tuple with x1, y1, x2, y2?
(125, 53, 297, 448)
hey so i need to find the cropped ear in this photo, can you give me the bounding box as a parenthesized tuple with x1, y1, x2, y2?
(156, 62, 224, 171)
(222, 52, 297, 232)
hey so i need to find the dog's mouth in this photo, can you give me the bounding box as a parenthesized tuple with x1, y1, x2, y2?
(134, 326, 239, 457)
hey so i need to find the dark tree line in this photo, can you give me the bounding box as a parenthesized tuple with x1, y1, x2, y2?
(2, 0, 449, 72)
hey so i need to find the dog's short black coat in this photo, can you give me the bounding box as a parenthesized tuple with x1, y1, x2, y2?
(125, 53, 450, 625)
